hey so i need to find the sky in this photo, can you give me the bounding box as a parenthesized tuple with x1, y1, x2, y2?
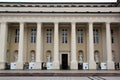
(0, 0, 117, 2)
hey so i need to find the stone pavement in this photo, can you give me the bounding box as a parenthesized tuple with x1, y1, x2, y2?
(0, 76, 120, 80)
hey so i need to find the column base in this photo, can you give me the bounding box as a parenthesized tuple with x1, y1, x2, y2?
(0, 62, 5, 70)
(107, 61, 114, 70)
(89, 60, 96, 70)
(53, 61, 60, 69)
(70, 60, 78, 70)
(34, 62, 41, 69)
(16, 62, 23, 69)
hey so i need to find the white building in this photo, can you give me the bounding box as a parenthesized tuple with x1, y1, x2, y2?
(0, 0, 120, 70)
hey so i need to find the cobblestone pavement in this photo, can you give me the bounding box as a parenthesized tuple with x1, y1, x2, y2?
(0, 76, 120, 80)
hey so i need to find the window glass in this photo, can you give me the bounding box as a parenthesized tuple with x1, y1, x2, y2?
(62, 29, 67, 44)
(46, 29, 52, 43)
(31, 28, 36, 43)
(111, 29, 114, 44)
(93, 29, 99, 44)
(77, 29, 83, 44)
(15, 29, 19, 43)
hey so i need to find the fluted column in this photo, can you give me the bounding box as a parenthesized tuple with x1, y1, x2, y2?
(35, 22, 42, 69)
(106, 22, 114, 69)
(71, 22, 77, 69)
(88, 22, 96, 69)
(0, 22, 8, 69)
(16, 22, 24, 69)
(53, 22, 59, 69)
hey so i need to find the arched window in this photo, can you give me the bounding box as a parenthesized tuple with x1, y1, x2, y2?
(14, 50, 18, 62)
(30, 50, 35, 62)
(94, 51, 99, 62)
(78, 50, 83, 62)
(46, 50, 51, 62)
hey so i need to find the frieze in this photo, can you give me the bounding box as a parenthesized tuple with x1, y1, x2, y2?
(0, 15, 119, 23)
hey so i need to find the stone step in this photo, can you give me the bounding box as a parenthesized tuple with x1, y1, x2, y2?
(0, 73, 120, 76)
(0, 70, 120, 76)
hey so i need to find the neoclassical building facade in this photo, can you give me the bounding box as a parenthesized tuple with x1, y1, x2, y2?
(0, 1, 120, 70)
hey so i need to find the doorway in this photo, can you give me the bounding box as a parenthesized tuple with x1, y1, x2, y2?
(62, 54, 68, 70)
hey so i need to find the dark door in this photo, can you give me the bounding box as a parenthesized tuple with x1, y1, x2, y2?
(62, 54, 68, 70)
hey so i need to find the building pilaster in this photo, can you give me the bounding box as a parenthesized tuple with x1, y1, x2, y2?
(16, 22, 24, 69)
(88, 22, 96, 69)
(35, 22, 42, 69)
(106, 22, 114, 69)
(71, 22, 78, 70)
(0, 22, 8, 69)
(53, 22, 60, 69)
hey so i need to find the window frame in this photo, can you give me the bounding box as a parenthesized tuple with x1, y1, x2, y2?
(15, 29, 19, 43)
(77, 28, 83, 44)
(31, 28, 36, 43)
(111, 29, 114, 44)
(93, 29, 99, 44)
(62, 28, 68, 44)
(46, 28, 52, 43)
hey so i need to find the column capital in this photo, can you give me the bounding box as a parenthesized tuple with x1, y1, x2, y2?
(71, 22, 76, 26)
(36, 22, 42, 24)
(54, 22, 59, 29)
(88, 22, 93, 24)
(71, 22, 76, 24)
(37, 22, 42, 27)
(54, 22, 59, 25)
(19, 22, 24, 24)
(105, 22, 111, 24)
(0, 21, 7, 24)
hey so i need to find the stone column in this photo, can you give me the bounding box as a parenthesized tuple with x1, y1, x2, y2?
(106, 22, 114, 69)
(35, 22, 42, 69)
(88, 22, 96, 69)
(71, 22, 78, 69)
(16, 22, 24, 69)
(53, 22, 59, 69)
(0, 22, 8, 69)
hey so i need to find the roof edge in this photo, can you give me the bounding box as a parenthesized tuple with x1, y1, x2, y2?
(0, 2, 117, 4)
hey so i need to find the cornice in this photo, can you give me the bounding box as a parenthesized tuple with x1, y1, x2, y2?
(0, 2, 116, 4)
(0, 2, 117, 7)
(0, 11, 119, 14)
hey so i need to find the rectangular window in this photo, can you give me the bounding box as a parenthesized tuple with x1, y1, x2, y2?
(46, 29, 52, 43)
(93, 29, 99, 44)
(111, 29, 114, 43)
(31, 28, 36, 43)
(62, 29, 67, 44)
(77, 29, 83, 44)
(15, 29, 19, 43)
